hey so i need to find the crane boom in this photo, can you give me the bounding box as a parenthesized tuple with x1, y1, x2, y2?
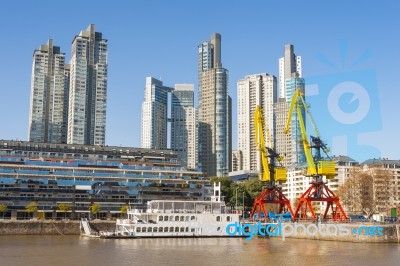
(250, 105, 293, 221)
(283, 88, 347, 221)
(284, 88, 334, 178)
(254, 106, 286, 182)
(254, 106, 270, 181)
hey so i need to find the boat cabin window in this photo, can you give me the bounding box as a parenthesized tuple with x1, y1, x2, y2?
(159, 216, 163, 221)
(180, 227, 185, 232)
(159, 227, 163, 232)
(185, 216, 190, 221)
(169, 227, 174, 232)
(180, 216, 184, 221)
(153, 227, 157, 232)
(185, 227, 189, 232)
(136, 227, 141, 233)
(164, 216, 168, 221)
(191, 228, 195, 233)
(216, 216, 221, 222)
(175, 216, 179, 221)
(175, 227, 179, 232)
(226, 216, 232, 222)
(191, 216, 196, 221)
(142, 227, 147, 233)
(164, 227, 168, 232)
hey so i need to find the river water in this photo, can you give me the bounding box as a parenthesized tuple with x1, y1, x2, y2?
(0, 236, 399, 266)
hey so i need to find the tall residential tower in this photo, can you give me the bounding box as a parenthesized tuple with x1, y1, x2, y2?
(278, 44, 302, 99)
(237, 74, 278, 172)
(171, 84, 196, 169)
(68, 24, 108, 145)
(275, 44, 305, 168)
(141, 77, 171, 150)
(198, 33, 231, 177)
(29, 39, 70, 144)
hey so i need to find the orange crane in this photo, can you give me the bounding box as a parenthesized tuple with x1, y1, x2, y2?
(284, 88, 347, 221)
(250, 106, 294, 221)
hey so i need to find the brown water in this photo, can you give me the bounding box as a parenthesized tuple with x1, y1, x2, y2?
(0, 236, 399, 266)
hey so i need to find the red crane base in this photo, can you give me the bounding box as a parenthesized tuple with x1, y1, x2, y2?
(250, 186, 294, 221)
(293, 181, 348, 221)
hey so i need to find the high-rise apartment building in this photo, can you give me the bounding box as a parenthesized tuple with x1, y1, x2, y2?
(197, 33, 230, 177)
(274, 98, 292, 168)
(171, 84, 196, 169)
(141, 77, 171, 150)
(68, 24, 108, 145)
(29, 39, 70, 144)
(278, 44, 302, 99)
(237, 74, 278, 172)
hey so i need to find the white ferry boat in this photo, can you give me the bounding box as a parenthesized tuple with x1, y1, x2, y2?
(108, 182, 240, 238)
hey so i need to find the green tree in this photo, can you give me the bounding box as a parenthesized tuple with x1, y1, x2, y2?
(0, 204, 8, 219)
(26, 202, 38, 219)
(90, 203, 101, 219)
(58, 203, 71, 219)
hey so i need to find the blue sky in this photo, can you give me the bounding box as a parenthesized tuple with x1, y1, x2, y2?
(0, 0, 399, 163)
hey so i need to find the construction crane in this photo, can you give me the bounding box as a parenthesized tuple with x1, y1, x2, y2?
(284, 88, 347, 221)
(250, 106, 294, 221)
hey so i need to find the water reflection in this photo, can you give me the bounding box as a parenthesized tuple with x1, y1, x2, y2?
(0, 236, 399, 266)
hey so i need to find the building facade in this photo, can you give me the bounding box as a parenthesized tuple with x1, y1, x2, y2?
(231, 149, 243, 172)
(68, 24, 108, 146)
(171, 84, 196, 169)
(141, 77, 171, 150)
(237, 74, 278, 172)
(0, 140, 210, 220)
(197, 33, 230, 177)
(278, 44, 302, 99)
(274, 98, 292, 168)
(29, 39, 69, 144)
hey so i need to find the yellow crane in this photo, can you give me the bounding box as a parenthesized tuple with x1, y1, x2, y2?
(250, 106, 294, 221)
(284, 88, 347, 221)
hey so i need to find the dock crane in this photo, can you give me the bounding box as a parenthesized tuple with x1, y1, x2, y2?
(250, 106, 294, 221)
(284, 88, 347, 221)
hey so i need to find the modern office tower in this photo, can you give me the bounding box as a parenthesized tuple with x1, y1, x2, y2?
(28, 39, 69, 144)
(278, 44, 302, 99)
(285, 76, 306, 166)
(68, 24, 108, 145)
(237, 74, 278, 172)
(141, 77, 171, 150)
(171, 84, 196, 169)
(197, 33, 230, 177)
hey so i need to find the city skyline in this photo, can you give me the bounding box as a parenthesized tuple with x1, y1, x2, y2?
(0, 1, 399, 163)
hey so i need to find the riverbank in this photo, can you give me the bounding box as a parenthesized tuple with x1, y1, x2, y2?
(1, 220, 399, 243)
(0, 220, 115, 235)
